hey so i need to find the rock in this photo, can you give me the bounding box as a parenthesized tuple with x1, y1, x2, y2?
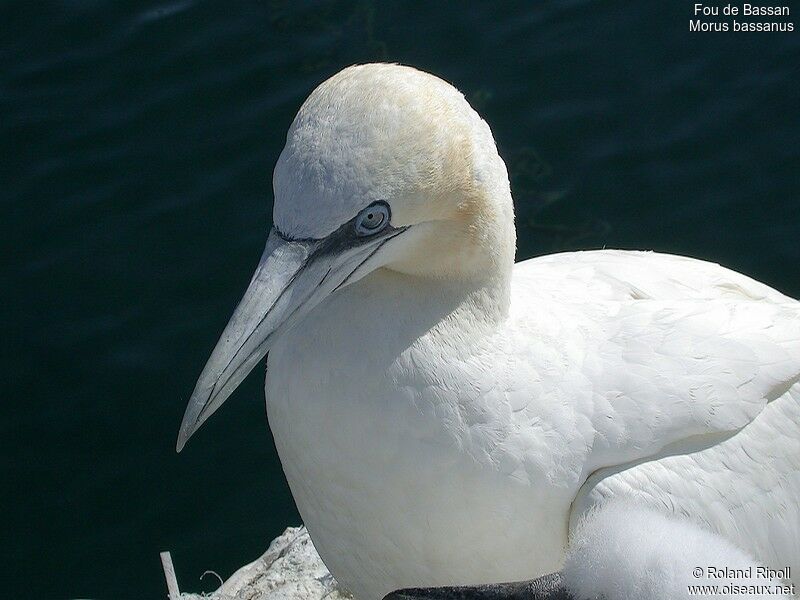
(179, 527, 350, 600)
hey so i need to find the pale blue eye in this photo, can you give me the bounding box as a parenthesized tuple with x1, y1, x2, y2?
(355, 203, 390, 236)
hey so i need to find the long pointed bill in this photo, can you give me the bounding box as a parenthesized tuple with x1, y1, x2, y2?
(177, 225, 405, 452)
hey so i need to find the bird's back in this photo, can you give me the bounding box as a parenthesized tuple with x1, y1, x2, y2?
(512, 249, 793, 305)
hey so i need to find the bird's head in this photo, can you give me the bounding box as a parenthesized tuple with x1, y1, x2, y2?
(177, 63, 514, 451)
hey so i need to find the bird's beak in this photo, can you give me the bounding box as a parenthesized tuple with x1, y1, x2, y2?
(177, 225, 403, 452)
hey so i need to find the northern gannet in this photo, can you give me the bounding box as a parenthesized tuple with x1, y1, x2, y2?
(177, 63, 800, 600)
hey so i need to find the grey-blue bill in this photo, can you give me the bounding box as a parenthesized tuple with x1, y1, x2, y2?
(176, 223, 407, 452)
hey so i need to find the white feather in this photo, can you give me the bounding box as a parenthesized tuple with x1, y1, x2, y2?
(564, 501, 794, 600)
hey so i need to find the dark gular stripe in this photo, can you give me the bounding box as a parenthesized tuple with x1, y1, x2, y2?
(333, 227, 408, 293)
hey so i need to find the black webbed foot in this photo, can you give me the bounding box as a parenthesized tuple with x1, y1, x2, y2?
(383, 572, 573, 600)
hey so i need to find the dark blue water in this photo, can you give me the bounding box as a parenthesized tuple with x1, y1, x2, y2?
(3, 2, 799, 598)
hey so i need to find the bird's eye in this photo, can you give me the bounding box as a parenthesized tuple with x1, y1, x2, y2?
(355, 202, 390, 236)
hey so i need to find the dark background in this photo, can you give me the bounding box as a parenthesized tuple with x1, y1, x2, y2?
(3, 1, 799, 598)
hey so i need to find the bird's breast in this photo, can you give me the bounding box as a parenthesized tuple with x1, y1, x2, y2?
(263, 271, 572, 599)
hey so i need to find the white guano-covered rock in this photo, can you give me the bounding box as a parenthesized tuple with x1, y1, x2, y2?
(179, 527, 349, 600)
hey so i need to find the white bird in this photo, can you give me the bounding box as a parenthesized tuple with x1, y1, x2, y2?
(177, 63, 800, 600)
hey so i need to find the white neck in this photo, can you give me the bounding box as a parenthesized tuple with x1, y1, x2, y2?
(383, 150, 517, 319)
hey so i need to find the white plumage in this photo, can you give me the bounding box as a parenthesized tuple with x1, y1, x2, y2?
(268, 249, 800, 599)
(564, 502, 795, 600)
(179, 64, 800, 600)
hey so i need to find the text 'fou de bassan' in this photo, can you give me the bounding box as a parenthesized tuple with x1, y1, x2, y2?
(690, 4, 794, 32)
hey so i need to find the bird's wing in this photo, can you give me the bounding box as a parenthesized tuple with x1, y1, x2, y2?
(506, 249, 800, 483)
(569, 383, 800, 580)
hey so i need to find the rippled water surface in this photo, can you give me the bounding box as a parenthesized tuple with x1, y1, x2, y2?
(3, 2, 799, 598)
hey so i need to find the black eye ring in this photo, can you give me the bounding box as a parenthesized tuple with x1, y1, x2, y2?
(355, 202, 391, 236)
